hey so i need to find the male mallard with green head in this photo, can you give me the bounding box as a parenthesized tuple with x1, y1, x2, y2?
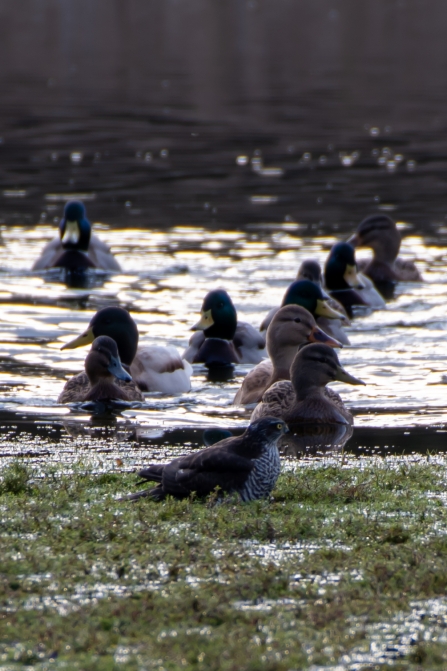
(33, 201, 121, 272)
(183, 289, 266, 366)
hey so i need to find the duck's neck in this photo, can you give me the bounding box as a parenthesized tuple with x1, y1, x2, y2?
(292, 373, 327, 402)
(269, 345, 298, 381)
(372, 237, 400, 265)
(86, 367, 114, 388)
(204, 315, 237, 341)
(325, 262, 349, 290)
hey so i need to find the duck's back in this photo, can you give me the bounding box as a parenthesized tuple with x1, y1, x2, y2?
(251, 381, 353, 425)
(58, 370, 144, 403)
(33, 234, 120, 271)
(233, 321, 266, 363)
(85, 235, 121, 271)
(233, 360, 274, 405)
(250, 380, 294, 422)
(130, 345, 192, 393)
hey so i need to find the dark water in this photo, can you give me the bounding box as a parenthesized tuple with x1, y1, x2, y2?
(1, 1, 447, 466)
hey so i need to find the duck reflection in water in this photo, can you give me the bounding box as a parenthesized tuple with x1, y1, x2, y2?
(278, 423, 353, 459)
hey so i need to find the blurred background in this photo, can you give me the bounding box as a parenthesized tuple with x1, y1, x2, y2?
(1, 0, 447, 232)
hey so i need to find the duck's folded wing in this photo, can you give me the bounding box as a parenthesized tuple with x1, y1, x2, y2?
(250, 380, 294, 422)
(233, 360, 273, 405)
(182, 331, 205, 363)
(32, 237, 62, 270)
(87, 234, 122, 271)
(233, 322, 266, 363)
(58, 369, 143, 403)
(57, 371, 89, 403)
(131, 346, 192, 393)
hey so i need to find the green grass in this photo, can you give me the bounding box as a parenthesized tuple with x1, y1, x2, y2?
(2, 456, 447, 670)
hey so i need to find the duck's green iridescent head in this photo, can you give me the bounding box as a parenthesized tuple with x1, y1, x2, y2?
(192, 289, 237, 340)
(59, 200, 91, 252)
(324, 242, 365, 291)
(61, 306, 139, 366)
(282, 280, 344, 319)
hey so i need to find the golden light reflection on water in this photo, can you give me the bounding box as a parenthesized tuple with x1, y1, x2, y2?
(0, 224, 445, 437)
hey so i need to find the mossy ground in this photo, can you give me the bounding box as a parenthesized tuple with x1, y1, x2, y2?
(1, 455, 447, 670)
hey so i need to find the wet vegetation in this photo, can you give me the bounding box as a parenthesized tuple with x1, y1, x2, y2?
(2, 455, 447, 670)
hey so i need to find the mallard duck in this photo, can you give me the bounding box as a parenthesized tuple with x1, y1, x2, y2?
(32, 201, 121, 272)
(58, 335, 134, 403)
(250, 343, 365, 426)
(260, 278, 350, 345)
(299, 261, 351, 345)
(61, 306, 192, 393)
(183, 289, 266, 366)
(347, 214, 422, 295)
(124, 417, 288, 502)
(324, 242, 385, 316)
(296, 259, 323, 284)
(234, 305, 341, 405)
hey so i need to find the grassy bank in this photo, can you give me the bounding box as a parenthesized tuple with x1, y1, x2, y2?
(2, 455, 447, 670)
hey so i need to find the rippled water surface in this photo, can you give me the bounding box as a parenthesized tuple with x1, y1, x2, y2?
(1, 0, 447, 464)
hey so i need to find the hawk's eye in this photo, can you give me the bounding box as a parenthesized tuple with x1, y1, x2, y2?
(276, 423, 283, 430)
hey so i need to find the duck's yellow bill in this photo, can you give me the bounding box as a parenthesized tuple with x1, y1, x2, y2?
(343, 264, 365, 289)
(335, 365, 365, 386)
(192, 309, 214, 331)
(61, 326, 95, 350)
(315, 299, 345, 320)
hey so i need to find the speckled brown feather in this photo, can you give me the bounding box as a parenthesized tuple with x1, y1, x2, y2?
(58, 370, 144, 403)
(250, 380, 353, 425)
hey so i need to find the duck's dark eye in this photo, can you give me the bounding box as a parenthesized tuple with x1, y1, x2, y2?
(218, 302, 224, 309)
(314, 356, 329, 365)
(294, 318, 301, 323)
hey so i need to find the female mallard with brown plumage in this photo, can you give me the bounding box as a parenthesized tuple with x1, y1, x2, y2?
(250, 343, 365, 426)
(58, 336, 137, 403)
(234, 305, 341, 405)
(348, 214, 422, 297)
